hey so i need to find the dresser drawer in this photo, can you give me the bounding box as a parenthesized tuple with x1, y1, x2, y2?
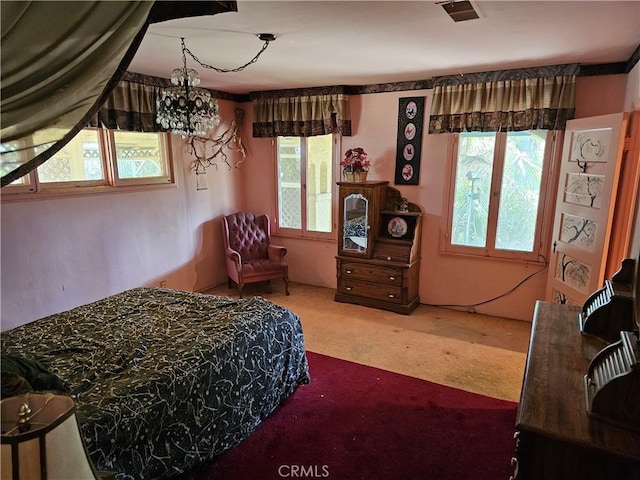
(372, 242, 411, 263)
(338, 278, 404, 304)
(341, 262, 403, 286)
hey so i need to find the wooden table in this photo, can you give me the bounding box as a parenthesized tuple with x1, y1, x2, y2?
(513, 301, 640, 479)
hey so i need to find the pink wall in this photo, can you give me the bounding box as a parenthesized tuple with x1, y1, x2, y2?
(1, 73, 634, 329)
(575, 74, 627, 118)
(1, 100, 245, 330)
(244, 75, 632, 321)
(244, 91, 548, 320)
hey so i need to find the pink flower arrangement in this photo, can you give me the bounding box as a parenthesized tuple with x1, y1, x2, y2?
(341, 147, 371, 173)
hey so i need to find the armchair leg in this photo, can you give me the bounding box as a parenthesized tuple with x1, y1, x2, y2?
(284, 278, 290, 296)
(237, 283, 244, 299)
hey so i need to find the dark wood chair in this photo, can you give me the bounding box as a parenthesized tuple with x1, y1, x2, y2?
(221, 212, 290, 298)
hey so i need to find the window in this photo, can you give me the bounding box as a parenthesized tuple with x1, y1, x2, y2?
(37, 129, 107, 187)
(2, 128, 173, 197)
(276, 134, 337, 238)
(443, 130, 556, 261)
(110, 131, 171, 186)
(0, 141, 34, 193)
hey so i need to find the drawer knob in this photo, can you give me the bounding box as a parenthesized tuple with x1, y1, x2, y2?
(388, 294, 395, 298)
(386, 256, 392, 261)
(346, 269, 353, 274)
(389, 276, 395, 281)
(346, 286, 352, 291)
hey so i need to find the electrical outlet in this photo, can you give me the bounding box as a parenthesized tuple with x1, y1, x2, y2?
(160, 280, 167, 288)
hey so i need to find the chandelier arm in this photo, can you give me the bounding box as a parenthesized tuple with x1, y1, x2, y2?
(182, 39, 271, 74)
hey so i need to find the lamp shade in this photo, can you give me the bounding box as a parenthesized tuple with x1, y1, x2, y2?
(1, 393, 100, 480)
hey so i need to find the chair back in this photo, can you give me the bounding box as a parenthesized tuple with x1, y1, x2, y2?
(223, 212, 271, 261)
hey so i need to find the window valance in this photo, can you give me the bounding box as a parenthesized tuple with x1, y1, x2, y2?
(89, 76, 165, 132)
(429, 64, 578, 133)
(89, 72, 240, 133)
(252, 86, 352, 137)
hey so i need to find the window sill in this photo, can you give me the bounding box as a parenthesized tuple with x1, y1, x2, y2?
(438, 248, 548, 266)
(0, 182, 177, 204)
(272, 231, 337, 243)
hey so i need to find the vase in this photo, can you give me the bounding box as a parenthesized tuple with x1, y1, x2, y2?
(343, 170, 367, 182)
(354, 171, 368, 182)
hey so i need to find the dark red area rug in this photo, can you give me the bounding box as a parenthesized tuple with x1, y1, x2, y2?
(183, 351, 518, 480)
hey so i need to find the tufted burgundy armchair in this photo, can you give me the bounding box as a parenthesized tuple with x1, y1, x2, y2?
(222, 212, 290, 298)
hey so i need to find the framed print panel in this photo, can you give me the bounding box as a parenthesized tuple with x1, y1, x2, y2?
(395, 97, 425, 185)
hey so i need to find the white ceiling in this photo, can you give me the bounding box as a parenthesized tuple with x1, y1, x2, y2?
(128, 0, 640, 95)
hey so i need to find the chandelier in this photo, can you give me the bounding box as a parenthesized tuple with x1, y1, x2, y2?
(156, 34, 276, 137)
(156, 38, 220, 137)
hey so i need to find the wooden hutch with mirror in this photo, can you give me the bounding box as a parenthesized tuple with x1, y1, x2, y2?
(513, 254, 640, 479)
(335, 181, 423, 314)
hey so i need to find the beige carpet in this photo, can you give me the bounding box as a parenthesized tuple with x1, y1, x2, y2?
(205, 281, 532, 402)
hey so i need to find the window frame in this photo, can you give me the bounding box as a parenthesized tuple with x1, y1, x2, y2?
(1, 128, 175, 200)
(1, 170, 36, 194)
(107, 130, 174, 187)
(36, 128, 110, 190)
(441, 130, 560, 263)
(273, 134, 339, 240)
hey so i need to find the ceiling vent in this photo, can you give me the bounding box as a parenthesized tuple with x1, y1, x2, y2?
(441, 1, 480, 22)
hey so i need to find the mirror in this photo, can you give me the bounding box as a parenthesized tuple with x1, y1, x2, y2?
(343, 193, 368, 252)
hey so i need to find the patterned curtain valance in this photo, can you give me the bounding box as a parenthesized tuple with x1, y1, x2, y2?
(89, 79, 164, 132)
(429, 66, 577, 133)
(89, 72, 238, 133)
(252, 86, 351, 137)
(431, 63, 579, 87)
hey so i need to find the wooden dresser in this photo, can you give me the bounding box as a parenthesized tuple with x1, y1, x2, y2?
(334, 181, 422, 314)
(513, 301, 640, 479)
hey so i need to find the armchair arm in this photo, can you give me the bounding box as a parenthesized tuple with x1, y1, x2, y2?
(225, 247, 242, 270)
(267, 244, 287, 263)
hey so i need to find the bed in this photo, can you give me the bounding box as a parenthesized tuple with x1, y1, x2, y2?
(0, 287, 310, 479)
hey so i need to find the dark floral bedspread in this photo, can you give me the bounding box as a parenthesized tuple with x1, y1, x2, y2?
(0, 287, 310, 479)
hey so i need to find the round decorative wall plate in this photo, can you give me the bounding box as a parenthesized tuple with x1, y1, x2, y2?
(402, 164, 414, 181)
(405, 101, 417, 119)
(387, 217, 408, 238)
(404, 122, 416, 140)
(403, 144, 415, 161)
